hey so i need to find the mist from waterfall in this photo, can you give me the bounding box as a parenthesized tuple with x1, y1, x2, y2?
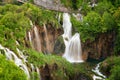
(62, 13, 83, 63)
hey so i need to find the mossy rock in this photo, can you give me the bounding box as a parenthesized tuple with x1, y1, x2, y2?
(54, 36, 65, 55)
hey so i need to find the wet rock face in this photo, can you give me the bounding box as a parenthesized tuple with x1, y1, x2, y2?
(82, 31, 115, 60)
(26, 23, 63, 54)
(54, 36, 65, 55)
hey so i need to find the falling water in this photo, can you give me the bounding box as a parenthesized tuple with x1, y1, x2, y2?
(16, 41, 20, 45)
(0, 44, 30, 79)
(63, 33, 83, 63)
(62, 13, 72, 41)
(33, 26, 42, 52)
(44, 24, 50, 53)
(92, 63, 106, 80)
(31, 64, 35, 80)
(36, 66, 41, 79)
(28, 32, 32, 44)
(0, 44, 42, 80)
(62, 13, 83, 63)
(28, 31, 34, 49)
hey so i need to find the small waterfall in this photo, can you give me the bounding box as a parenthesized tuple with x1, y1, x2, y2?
(31, 64, 41, 80)
(44, 24, 50, 53)
(62, 13, 83, 63)
(28, 31, 34, 49)
(36, 66, 41, 79)
(28, 31, 32, 45)
(33, 26, 42, 52)
(92, 63, 106, 80)
(0, 44, 30, 79)
(31, 64, 35, 80)
(0, 44, 41, 80)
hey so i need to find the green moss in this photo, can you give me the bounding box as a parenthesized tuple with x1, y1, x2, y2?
(0, 54, 27, 80)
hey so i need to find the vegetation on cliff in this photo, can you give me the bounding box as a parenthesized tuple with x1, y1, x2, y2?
(0, 3, 60, 52)
(0, 54, 27, 80)
(100, 56, 120, 80)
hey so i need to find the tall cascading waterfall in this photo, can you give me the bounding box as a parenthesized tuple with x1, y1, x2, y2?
(62, 13, 84, 63)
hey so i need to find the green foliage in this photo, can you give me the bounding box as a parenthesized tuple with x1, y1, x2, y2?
(103, 0, 120, 7)
(101, 56, 120, 80)
(60, 0, 91, 12)
(94, 1, 114, 15)
(108, 65, 120, 80)
(101, 12, 116, 32)
(113, 7, 120, 54)
(0, 54, 27, 80)
(71, 11, 115, 42)
(113, 7, 120, 25)
(0, 3, 60, 51)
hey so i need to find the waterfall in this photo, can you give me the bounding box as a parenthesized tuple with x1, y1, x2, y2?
(28, 31, 32, 45)
(29, 21, 42, 52)
(62, 13, 83, 63)
(33, 26, 42, 52)
(0, 44, 41, 80)
(92, 63, 106, 80)
(36, 66, 41, 79)
(44, 24, 50, 53)
(62, 13, 72, 41)
(28, 31, 34, 49)
(0, 44, 30, 79)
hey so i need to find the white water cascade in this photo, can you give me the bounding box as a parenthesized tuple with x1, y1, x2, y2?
(92, 63, 106, 80)
(0, 44, 30, 79)
(0, 44, 41, 80)
(62, 13, 83, 63)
